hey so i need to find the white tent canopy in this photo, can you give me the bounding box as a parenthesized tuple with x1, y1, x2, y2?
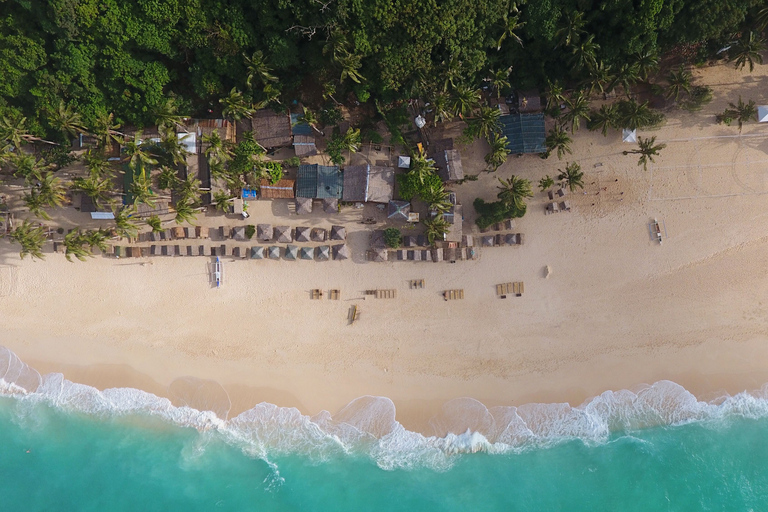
(758, 106, 768, 123)
(622, 128, 637, 143)
(398, 155, 411, 168)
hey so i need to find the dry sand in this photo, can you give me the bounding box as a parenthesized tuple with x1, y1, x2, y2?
(2, 61, 768, 434)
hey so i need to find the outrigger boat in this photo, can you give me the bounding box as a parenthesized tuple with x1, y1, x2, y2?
(652, 219, 663, 244)
(214, 257, 222, 287)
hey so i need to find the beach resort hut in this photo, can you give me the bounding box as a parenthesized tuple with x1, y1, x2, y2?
(505, 233, 518, 245)
(267, 246, 281, 259)
(370, 247, 388, 262)
(257, 224, 273, 241)
(232, 226, 247, 241)
(284, 245, 298, 260)
(370, 229, 386, 248)
(332, 244, 350, 260)
(251, 246, 265, 259)
(295, 197, 313, 214)
(387, 200, 411, 221)
(259, 179, 295, 199)
(239, 109, 292, 149)
(297, 164, 343, 199)
(517, 90, 542, 113)
(274, 226, 292, 243)
(316, 245, 330, 261)
(432, 139, 464, 182)
(622, 128, 637, 143)
(310, 228, 327, 242)
(295, 226, 311, 243)
(330, 225, 346, 241)
(293, 134, 317, 157)
(342, 165, 395, 203)
(323, 197, 339, 213)
(499, 113, 547, 154)
(431, 247, 444, 262)
(481, 235, 494, 247)
(299, 247, 314, 260)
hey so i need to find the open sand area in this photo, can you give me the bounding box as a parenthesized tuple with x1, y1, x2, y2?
(2, 61, 768, 435)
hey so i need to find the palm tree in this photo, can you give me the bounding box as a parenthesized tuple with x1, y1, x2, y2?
(545, 80, 567, 111)
(212, 191, 233, 212)
(9, 221, 46, 260)
(159, 132, 189, 167)
(123, 131, 158, 169)
(24, 189, 50, 220)
(0, 113, 32, 148)
(496, 10, 525, 50)
(113, 206, 139, 239)
(153, 97, 187, 133)
(409, 150, 438, 184)
(335, 51, 364, 84)
(563, 91, 591, 133)
(609, 62, 640, 97)
(555, 11, 587, 48)
(570, 34, 600, 72)
(244, 50, 277, 88)
(177, 175, 202, 206)
(129, 165, 156, 207)
(38, 171, 67, 209)
(422, 182, 451, 213)
(665, 65, 692, 102)
(632, 50, 659, 81)
(157, 166, 179, 192)
(83, 149, 113, 178)
(146, 215, 162, 233)
(48, 100, 86, 139)
(757, 6, 768, 31)
(724, 96, 758, 133)
(63, 229, 93, 262)
(173, 198, 197, 225)
(587, 104, 619, 136)
(323, 30, 350, 60)
(584, 61, 614, 97)
(85, 228, 109, 253)
(557, 162, 585, 192)
(729, 32, 766, 72)
(71, 175, 114, 208)
(423, 215, 451, 245)
(545, 125, 573, 159)
(11, 153, 51, 183)
(470, 106, 502, 140)
(539, 175, 555, 192)
(296, 108, 324, 135)
(496, 175, 533, 211)
(201, 131, 233, 170)
(92, 111, 123, 149)
(340, 127, 362, 153)
(220, 88, 255, 121)
(451, 85, 481, 118)
(485, 134, 511, 171)
(430, 92, 454, 126)
(488, 68, 511, 99)
(616, 98, 654, 131)
(623, 136, 666, 170)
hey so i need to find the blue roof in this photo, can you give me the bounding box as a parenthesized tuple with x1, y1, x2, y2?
(290, 113, 312, 135)
(297, 164, 342, 199)
(499, 114, 547, 154)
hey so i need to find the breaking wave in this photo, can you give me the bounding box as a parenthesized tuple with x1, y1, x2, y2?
(2, 345, 768, 471)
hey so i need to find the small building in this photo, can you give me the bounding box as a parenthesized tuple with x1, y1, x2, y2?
(297, 164, 343, 199)
(431, 139, 464, 182)
(517, 90, 542, 113)
(499, 113, 547, 154)
(443, 204, 463, 243)
(239, 109, 292, 149)
(293, 134, 317, 157)
(342, 165, 395, 203)
(259, 179, 295, 199)
(387, 200, 411, 221)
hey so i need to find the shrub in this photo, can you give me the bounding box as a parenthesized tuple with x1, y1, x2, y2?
(682, 86, 713, 112)
(245, 225, 256, 240)
(365, 129, 384, 144)
(283, 156, 301, 167)
(320, 104, 343, 126)
(383, 228, 401, 248)
(353, 83, 371, 103)
(396, 171, 443, 202)
(262, 161, 283, 184)
(473, 198, 526, 229)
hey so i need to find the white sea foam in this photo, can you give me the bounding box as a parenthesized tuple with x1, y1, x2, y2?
(2, 346, 768, 471)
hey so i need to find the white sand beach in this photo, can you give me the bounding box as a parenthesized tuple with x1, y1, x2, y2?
(2, 62, 768, 434)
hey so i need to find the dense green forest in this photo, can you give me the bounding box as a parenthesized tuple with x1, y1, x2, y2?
(1, 0, 765, 137)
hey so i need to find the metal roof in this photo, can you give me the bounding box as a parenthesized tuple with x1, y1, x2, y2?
(297, 164, 342, 199)
(499, 114, 547, 154)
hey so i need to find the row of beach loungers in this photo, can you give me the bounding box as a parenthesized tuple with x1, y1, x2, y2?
(479, 233, 524, 247)
(479, 220, 516, 233)
(545, 201, 571, 214)
(136, 225, 348, 244)
(106, 244, 351, 261)
(369, 246, 478, 262)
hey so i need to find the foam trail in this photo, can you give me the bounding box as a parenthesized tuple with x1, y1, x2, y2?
(2, 345, 768, 471)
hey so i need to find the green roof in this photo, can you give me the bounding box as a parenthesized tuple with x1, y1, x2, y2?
(297, 164, 342, 199)
(499, 114, 546, 154)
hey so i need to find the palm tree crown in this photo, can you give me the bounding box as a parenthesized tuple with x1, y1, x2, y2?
(557, 162, 585, 192)
(497, 175, 533, 211)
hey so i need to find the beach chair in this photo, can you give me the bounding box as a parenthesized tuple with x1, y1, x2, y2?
(220, 244, 227, 256)
(310, 289, 323, 299)
(546, 202, 559, 214)
(196, 226, 209, 239)
(172, 227, 185, 239)
(185, 227, 194, 239)
(495, 234, 506, 247)
(219, 226, 229, 240)
(173, 245, 181, 256)
(150, 231, 160, 242)
(186, 246, 193, 257)
(559, 201, 571, 212)
(115, 246, 124, 258)
(375, 289, 396, 299)
(232, 247, 241, 258)
(329, 289, 340, 300)
(210, 246, 217, 256)
(198, 245, 206, 256)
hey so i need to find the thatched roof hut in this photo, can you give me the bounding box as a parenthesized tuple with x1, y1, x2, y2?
(299, 247, 314, 260)
(330, 225, 346, 241)
(240, 109, 292, 148)
(370, 247, 388, 262)
(315, 245, 330, 261)
(295, 197, 313, 214)
(284, 245, 298, 260)
(342, 164, 395, 203)
(387, 200, 411, 221)
(232, 226, 247, 241)
(295, 226, 311, 243)
(251, 246, 265, 259)
(332, 244, 350, 260)
(505, 233, 517, 245)
(323, 197, 338, 213)
(310, 228, 327, 242)
(481, 236, 494, 247)
(274, 226, 292, 243)
(267, 246, 281, 259)
(293, 134, 317, 157)
(370, 230, 386, 248)
(259, 179, 295, 199)
(257, 224, 273, 241)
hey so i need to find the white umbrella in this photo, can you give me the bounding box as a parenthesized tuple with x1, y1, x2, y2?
(622, 128, 637, 143)
(758, 106, 768, 123)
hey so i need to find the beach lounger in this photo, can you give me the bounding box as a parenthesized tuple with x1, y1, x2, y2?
(310, 289, 323, 299)
(504, 220, 515, 230)
(186, 246, 193, 257)
(232, 247, 241, 258)
(172, 227, 185, 239)
(173, 245, 180, 256)
(210, 246, 217, 256)
(150, 231, 160, 242)
(546, 202, 559, 214)
(220, 244, 227, 256)
(198, 245, 205, 256)
(557, 188, 566, 197)
(329, 289, 340, 300)
(443, 289, 464, 300)
(409, 279, 425, 289)
(219, 226, 229, 240)
(196, 226, 209, 239)
(559, 201, 571, 212)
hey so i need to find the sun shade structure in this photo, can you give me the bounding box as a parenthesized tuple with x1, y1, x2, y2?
(267, 246, 281, 259)
(323, 197, 338, 213)
(299, 247, 314, 260)
(330, 225, 346, 241)
(284, 245, 298, 260)
(295, 196, 313, 214)
(370, 247, 388, 262)
(499, 113, 547, 154)
(332, 244, 350, 260)
(259, 179, 295, 199)
(342, 165, 395, 203)
(274, 225, 292, 243)
(257, 224, 273, 241)
(481, 235, 495, 247)
(310, 228, 327, 242)
(250, 246, 265, 259)
(315, 245, 330, 261)
(758, 106, 768, 123)
(370, 229, 386, 248)
(622, 128, 637, 143)
(387, 200, 411, 221)
(297, 164, 343, 199)
(240, 109, 292, 148)
(232, 226, 246, 241)
(294, 226, 311, 242)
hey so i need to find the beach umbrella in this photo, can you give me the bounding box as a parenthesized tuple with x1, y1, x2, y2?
(257, 224, 273, 241)
(622, 128, 637, 143)
(398, 155, 411, 168)
(481, 236, 494, 247)
(284, 245, 298, 260)
(370, 247, 388, 262)
(332, 244, 350, 260)
(250, 246, 265, 259)
(316, 245, 330, 261)
(295, 226, 311, 243)
(274, 226, 292, 243)
(295, 197, 313, 214)
(310, 228, 327, 242)
(323, 197, 338, 213)
(267, 246, 281, 259)
(759, 106, 768, 123)
(300, 247, 314, 260)
(330, 225, 346, 241)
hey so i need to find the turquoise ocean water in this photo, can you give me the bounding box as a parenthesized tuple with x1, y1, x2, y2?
(2, 346, 768, 511)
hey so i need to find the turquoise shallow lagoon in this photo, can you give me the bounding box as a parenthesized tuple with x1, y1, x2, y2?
(2, 395, 768, 512)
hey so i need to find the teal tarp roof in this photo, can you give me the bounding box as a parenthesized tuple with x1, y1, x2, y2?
(297, 164, 342, 199)
(499, 114, 546, 154)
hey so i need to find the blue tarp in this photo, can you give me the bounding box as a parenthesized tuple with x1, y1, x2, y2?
(290, 113, 312, 135)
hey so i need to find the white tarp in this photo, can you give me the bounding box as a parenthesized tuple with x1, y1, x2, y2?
(90, 212, 115, 220)
(177, 132, 196, 154)
(622, 128, 637, 143)
(758, 106, 768, 123)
